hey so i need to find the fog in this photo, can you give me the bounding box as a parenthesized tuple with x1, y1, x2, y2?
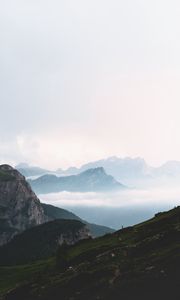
(39, 187, 180, 229)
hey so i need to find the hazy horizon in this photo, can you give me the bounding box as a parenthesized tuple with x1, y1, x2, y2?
(12, 155, 180, 171)
(1, 1, 180, 169)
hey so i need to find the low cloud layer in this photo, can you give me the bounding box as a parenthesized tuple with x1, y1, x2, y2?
(40, 188, 180, 208)
(39, 187, 180, 229)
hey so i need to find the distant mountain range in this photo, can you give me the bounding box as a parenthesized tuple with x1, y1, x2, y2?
(1, 165, 180, 300)
(28, 167, 125, 194)
(16, 163, 51, 178)
(17, 157, 180, 187)
(0, 164, 114, 248)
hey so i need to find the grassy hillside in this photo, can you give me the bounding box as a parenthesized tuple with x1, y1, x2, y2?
(0, 258, 54, 297)
(42, 203, 115, 237)
(0, 220, 88, 266)
(0, 206, 180, 299)
(42, 204, 81, 221)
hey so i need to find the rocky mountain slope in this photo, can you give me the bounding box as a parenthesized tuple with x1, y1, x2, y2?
(0, 206, 180, 300)
(28, 167, 125, 194)
(0, 165, 46, 245)
(0, 219, 90, 265)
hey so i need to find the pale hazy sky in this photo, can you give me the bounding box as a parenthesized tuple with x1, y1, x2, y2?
(1, 0, 180, 169)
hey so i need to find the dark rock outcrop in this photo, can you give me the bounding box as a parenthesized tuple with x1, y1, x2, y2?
(0, 164, 46, 245)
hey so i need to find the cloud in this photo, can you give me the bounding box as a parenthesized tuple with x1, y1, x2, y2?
(1, 1, 180, 167)
(39, 187, 180, 209)
(39, 187, 180, 228)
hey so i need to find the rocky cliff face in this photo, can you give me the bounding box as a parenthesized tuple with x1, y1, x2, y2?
(0, 164, 46, 245)
(57, 225, 91, 246)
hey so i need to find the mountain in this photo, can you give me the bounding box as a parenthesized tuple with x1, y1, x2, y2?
(153, 160, 180, 178)
(42, 203, 81, 221)
(28, 167, 125, 194)
(56, 166, 79, 175)
(71, 157, 180, 186)
(16, 163, 51, 178)
(0, 219, 90, 265)
(66, 156, 149, 175)
(0, 164, 46, 245)
(42, 203, 115, 237)
(1, 206, 180, 300)
(0, 164, 114, 246)
(17, 157, 180, 188)
(56, 156, 151, 182)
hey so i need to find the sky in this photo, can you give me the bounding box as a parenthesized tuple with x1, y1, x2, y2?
(1, 0, 180, 169)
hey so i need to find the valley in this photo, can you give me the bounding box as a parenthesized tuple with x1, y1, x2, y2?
(0, 164, 180, 299)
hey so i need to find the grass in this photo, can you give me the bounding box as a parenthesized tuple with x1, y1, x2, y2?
(0, 258, 55, 296)
(0, 206, 180, 299)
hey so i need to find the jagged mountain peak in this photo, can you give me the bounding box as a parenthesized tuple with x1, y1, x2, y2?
(80, 167, 106, 176)
(29, 166, 124, 194)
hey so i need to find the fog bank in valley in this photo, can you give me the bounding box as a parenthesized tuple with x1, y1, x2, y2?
(40, 187, 180, 229)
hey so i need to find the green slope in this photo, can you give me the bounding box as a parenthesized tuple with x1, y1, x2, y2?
(0, 206, 180, 300)
(42, 203, 81, 221)
(0, 219, 88, 266)
(42, 203, 115, 237)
